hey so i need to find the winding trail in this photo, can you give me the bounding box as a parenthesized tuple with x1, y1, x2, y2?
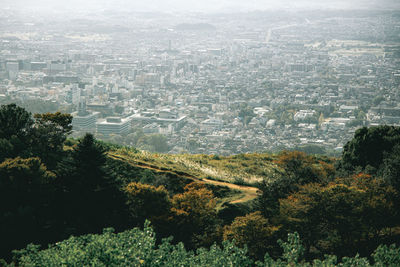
(200, 177, 260, 204)
(108, 153, 261, 204)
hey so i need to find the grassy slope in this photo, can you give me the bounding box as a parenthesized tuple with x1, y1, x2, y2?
(109, 149, 280, 184)
(106, 149, 282, 208)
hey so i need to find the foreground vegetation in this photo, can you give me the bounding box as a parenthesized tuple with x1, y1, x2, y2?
(5, 223, 400, 267)
(1, 104, 400, 266)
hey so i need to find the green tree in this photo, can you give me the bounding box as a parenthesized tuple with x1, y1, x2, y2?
(0, 104, 72, 168)
(338, 126, 400, 175)
(0, 104, 33, 140)
(258, 151, 332, 218)
(125, 129, 144, 146)
(238, 104, 256, 126)
(64, 133, 126, 235)
(10, 222, 253, 267)
(373, 95, 385, 106)
(31, 112, 72, 169)
(72, 133, 107, 186)
(0, 139, 13, 162)
(8, 224, 400, 266)
(372, 243, 400, 267)
(294, 145, 327, 155)
(137, 134, 169, 153)
(276, 151, 323, 184)
(257, 168, 290, 219)
(109, 134, 124, 145)
(125, 182, 171, 230)
(0, 157, 55, 260)
(0, 104, 33, 160)
(381, 144, 400, 192)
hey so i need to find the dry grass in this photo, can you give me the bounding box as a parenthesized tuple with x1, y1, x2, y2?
(112, 149, 281, 186)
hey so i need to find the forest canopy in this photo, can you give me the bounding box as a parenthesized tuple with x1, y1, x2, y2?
(0, 104, 399, 266)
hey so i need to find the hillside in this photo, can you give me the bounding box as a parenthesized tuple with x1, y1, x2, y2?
(106, 149, 273, 206)
(1, 104, 400, 266)
(108, 149, 278, 184)
(106, 148, 335, 205)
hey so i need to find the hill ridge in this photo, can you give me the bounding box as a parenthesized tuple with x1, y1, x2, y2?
(107, 151, 261, 204)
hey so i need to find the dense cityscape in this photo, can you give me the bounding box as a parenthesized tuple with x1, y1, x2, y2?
(1, 8, 399, 155)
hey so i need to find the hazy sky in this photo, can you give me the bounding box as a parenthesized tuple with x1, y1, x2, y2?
(3, 0, 400, 13)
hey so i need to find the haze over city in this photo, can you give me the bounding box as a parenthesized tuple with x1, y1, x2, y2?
(2, 0, 400, 13)
(0, 0, 399, 155)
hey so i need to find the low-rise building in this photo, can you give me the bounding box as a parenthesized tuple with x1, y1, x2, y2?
(96, 117, 131, 135)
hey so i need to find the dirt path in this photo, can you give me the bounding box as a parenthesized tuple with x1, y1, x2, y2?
(200, 177, 260, 204)
(108, 153, 261, 204)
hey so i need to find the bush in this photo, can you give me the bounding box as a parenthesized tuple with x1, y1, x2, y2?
(10, 225, 400, 266)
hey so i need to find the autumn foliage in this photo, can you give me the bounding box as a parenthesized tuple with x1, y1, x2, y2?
(1, 104, 400, 265)
(223, 211, 280, 259)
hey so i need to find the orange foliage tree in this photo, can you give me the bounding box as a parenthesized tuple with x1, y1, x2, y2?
(170, 182, 221, 249)
(279, 173, 399, 259)
(223, 211, 280, 260)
